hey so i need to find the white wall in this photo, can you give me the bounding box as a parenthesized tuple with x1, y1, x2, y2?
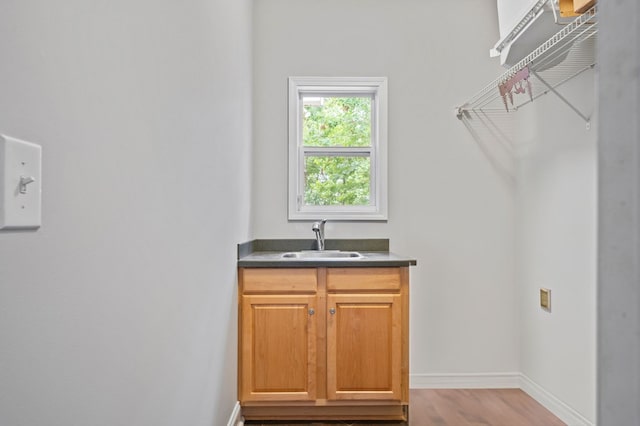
(252, 0, 519, 378)
(515, 65, 597, 422)
(597, 0, 640, 423)
(0, 1, 252, 425)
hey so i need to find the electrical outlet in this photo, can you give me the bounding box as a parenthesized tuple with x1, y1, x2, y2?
(540, 288, 551, 311)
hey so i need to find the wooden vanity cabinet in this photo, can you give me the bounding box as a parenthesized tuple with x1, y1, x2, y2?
(238, 266, 409, 422)
(239, 268, 318, 402)
(326, 267, 404, 402)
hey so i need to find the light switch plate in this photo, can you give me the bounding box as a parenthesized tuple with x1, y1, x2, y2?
(0, 134, 42, 230)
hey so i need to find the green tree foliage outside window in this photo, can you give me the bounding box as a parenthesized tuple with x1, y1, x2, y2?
(302, 97, 372, 206)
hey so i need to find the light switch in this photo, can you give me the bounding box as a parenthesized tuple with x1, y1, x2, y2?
(0, 134, 42, 230)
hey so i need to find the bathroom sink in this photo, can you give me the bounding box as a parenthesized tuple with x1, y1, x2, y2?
(281, 250, 364, 259)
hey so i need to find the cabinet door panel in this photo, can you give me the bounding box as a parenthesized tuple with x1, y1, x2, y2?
(241, 295, 317, 402)
(326, 294, 401, 401)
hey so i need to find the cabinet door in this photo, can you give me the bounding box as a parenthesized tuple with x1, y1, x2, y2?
(326, 294, 401, 401)
(240, 294, 317, 402)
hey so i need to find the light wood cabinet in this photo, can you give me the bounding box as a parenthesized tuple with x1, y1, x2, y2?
(238, 266, 409, 422)
(327, 293, 402, 401)
(240, 294, 317, 402)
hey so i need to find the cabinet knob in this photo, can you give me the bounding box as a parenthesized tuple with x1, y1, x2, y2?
(329, 308, 336, 315)
(309, 308, 315, 316)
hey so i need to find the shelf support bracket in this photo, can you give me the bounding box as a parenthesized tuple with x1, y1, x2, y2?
(532, 70, 591, 129)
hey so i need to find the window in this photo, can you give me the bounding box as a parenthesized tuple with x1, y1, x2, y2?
(288, 77, 388, 220)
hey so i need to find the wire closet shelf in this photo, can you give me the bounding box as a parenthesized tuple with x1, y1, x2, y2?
(455, 5, 598, 125)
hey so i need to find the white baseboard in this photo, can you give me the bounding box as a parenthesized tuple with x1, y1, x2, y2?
(227, 401, 243, 426)
(410, 372, 521, 389)
(519, 374, 594, 426)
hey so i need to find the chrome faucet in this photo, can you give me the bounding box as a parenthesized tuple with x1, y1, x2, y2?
(312, 219, 327, 251)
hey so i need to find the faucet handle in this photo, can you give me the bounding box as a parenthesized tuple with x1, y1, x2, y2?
(312, 219, 327, 232)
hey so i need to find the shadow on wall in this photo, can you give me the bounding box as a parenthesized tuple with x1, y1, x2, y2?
(459, 110, 516, 186)
(213, 274, 239, 426)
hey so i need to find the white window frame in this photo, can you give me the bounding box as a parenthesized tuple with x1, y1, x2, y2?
(288, 76, 388, 221)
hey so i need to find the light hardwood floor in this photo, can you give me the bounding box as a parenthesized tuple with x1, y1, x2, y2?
(243, 388, 566, 425)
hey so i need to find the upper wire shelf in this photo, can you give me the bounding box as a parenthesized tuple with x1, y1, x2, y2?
(456, 5, 597, 122)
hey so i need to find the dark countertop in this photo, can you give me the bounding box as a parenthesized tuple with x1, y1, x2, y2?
(237, 239, 417, 268)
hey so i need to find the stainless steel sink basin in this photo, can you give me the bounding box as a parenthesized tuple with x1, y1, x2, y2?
(281, 250, 364, 259)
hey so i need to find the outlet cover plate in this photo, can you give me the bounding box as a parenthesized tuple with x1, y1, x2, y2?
(540, 288, 551, 310)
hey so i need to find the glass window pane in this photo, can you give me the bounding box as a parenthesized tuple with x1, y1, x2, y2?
(304, 155, 371, 206)
(302, 96, 371, 147)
